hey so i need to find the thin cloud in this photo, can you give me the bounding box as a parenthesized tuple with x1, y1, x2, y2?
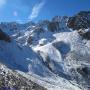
(13, 11, 18, 17)
(0, 0, 6, 8)
(28, 1, 45, 20)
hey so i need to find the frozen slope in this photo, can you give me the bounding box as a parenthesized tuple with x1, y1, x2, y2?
(0, 40, 54, 77)
(33, 31, 90, 90)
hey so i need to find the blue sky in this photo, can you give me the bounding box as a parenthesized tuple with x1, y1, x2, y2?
(0, 0, 90, 22)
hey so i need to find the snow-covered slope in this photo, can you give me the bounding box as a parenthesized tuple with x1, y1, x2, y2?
(0, 63, 46, 90)
(0, 11, 90, 90)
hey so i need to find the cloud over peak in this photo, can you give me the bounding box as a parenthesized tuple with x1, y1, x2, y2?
(28, 1, 45, 20)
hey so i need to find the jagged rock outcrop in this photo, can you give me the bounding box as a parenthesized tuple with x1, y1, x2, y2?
(67, 11, 90, 40)
(0, 29, 11, 42)
(67, 11, 90, 30)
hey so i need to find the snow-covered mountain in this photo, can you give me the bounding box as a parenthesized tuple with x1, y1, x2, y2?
(0, 11, 90, 90)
